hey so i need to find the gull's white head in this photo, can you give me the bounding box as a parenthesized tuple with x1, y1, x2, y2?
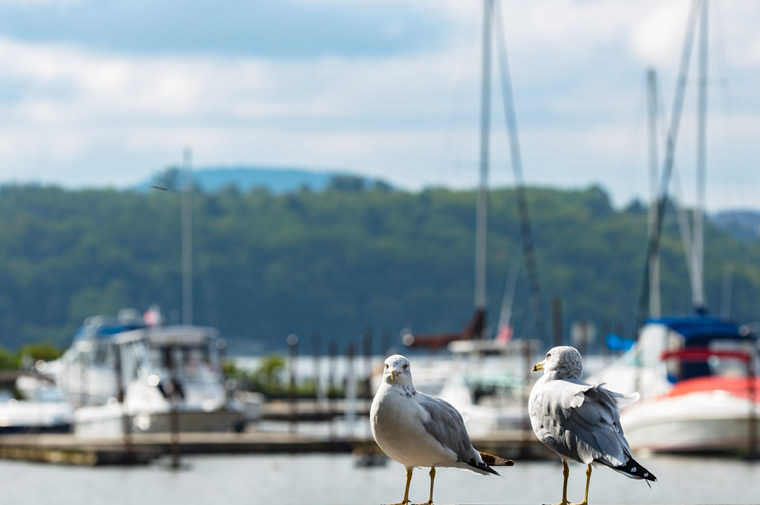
(382, 354, 413, 386)
(531, 346, 583, 379)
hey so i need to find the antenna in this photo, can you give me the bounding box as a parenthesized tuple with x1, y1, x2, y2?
(182, 147, 193, 326)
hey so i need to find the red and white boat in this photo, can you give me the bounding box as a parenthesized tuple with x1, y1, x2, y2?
(593, 315, 759, 455)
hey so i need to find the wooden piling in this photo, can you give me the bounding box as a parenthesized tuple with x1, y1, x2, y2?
(164, 343, 181, 469)
(362, 328, 373, 399)
(287, 333, 299, 434)
(748, 354, 757, 461)
(551, 297, 562, 348)
(113, 344, 134, 457)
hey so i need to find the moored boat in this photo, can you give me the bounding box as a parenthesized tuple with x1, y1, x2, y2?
(73, 324, 246, 437)
(593, 314, 759, 455)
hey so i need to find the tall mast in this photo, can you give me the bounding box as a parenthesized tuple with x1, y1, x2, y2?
(493, 0, 546, 343)
(646, 68, 661, 318)
(181, 147, 194, 325)
(636, 0, 701, 332)
(474, 0, 492, 335)
(693, 0, 708, 311)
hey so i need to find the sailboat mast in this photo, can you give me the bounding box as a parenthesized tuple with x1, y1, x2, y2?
(693, 0, 708, 310)
(493, 0, 546, 343)
(474, 0, 492, 335)
(635, 0, 701, 332)
(182, 147, 194, 325)
(646, 68, 661, 318)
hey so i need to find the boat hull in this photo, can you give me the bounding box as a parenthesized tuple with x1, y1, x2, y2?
(0, 399, 73, 435)
(74, 404, 246, 438)
(621, 391, 760, 454)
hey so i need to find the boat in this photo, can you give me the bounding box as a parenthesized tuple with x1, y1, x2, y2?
(398, 338, 537, 436)
(73, 324, 247, 437)
(55, 309, 146, 407)
(593, 315, 759, 454)
(46, 308, 248, 437)
(0, 373, 73, 434)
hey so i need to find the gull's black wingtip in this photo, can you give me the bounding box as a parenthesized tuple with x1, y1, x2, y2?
(613, 457, 656, 482)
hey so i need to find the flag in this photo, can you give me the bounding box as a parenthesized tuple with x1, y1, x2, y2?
(496, 324, 513, 343)
(143, 305, 162, 327)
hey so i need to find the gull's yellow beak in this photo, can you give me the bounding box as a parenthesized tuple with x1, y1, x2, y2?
(389, 369, 399, 380)
(531, 361, 544, 372)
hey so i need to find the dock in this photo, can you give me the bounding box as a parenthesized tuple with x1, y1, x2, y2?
(260, 399, 372, 421)
(0, 429, 551, 466)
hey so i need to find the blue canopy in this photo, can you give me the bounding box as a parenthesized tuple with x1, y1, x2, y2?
(647, 314, 751, 343)
(605, 333, 636, 351)
(72, 320, 145, 342)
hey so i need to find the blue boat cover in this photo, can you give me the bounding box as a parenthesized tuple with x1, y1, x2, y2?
(72, 321, 146, 342)
(647, 314, 752, 343)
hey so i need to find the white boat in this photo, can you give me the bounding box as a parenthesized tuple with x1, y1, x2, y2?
(436, 370, 529, 436)
(0, 376, 73, 434)
(73, 324, 247, 438)
(593, 315, 760, 454)
(55, 310, 146, 407)
(399, 339, 537, 436)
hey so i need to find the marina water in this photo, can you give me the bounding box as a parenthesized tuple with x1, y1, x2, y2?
(1, 453, 758, 505)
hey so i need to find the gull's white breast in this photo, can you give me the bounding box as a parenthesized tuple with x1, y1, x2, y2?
(371, 383, 457, 468)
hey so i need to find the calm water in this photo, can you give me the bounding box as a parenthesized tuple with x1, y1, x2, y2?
(1, 453, 758, 505)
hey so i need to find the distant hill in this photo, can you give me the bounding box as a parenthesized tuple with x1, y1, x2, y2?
(3, 183, 760, 353)
(711, 210, 760, 240)
(134, 166, 394, 194)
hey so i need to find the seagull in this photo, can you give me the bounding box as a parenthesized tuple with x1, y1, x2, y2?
(370, 354, 513, 505)
(529, 346, 656, 505)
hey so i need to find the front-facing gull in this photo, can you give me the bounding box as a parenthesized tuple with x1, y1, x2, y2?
(371, 354, 513, 505)
(529, 346, 656, 505)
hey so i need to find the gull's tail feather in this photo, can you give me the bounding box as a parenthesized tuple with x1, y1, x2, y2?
(478, 451, 514, 467)
(463, 451, 514, 476)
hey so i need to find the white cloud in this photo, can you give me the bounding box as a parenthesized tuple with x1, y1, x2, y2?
(631, 1, 691, 68)
(0, 1, 757, 212)
(0, 0, 82, 6)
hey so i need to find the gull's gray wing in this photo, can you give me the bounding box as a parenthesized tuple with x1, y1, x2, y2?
(415, 392, 475, 462)
(533, 380, 632, 467)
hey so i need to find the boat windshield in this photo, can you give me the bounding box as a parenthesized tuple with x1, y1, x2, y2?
(666, 339, 757, 381)
(706, 340, 756, 377)
(150, 342, 221, 382)
(30, 386, 67, 403)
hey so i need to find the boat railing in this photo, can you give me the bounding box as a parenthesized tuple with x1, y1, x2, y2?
(660, 347, 753, 364)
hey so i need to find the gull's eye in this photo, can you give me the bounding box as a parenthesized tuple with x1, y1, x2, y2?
(384, 364, 388, 369)
(403, 364, 409, 370)
(546, 353, 551, 358)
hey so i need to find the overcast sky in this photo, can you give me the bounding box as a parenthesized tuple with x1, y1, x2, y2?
(0, 0, 757, 211)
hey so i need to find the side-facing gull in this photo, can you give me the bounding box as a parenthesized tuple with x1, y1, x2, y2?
(529, 346, 656, 505)
(371, 354, 513, 505)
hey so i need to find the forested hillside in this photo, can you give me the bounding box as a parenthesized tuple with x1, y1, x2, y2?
(1, 181, 758, 352)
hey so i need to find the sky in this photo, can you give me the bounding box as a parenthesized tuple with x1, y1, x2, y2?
(0, 0, 758, 211)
